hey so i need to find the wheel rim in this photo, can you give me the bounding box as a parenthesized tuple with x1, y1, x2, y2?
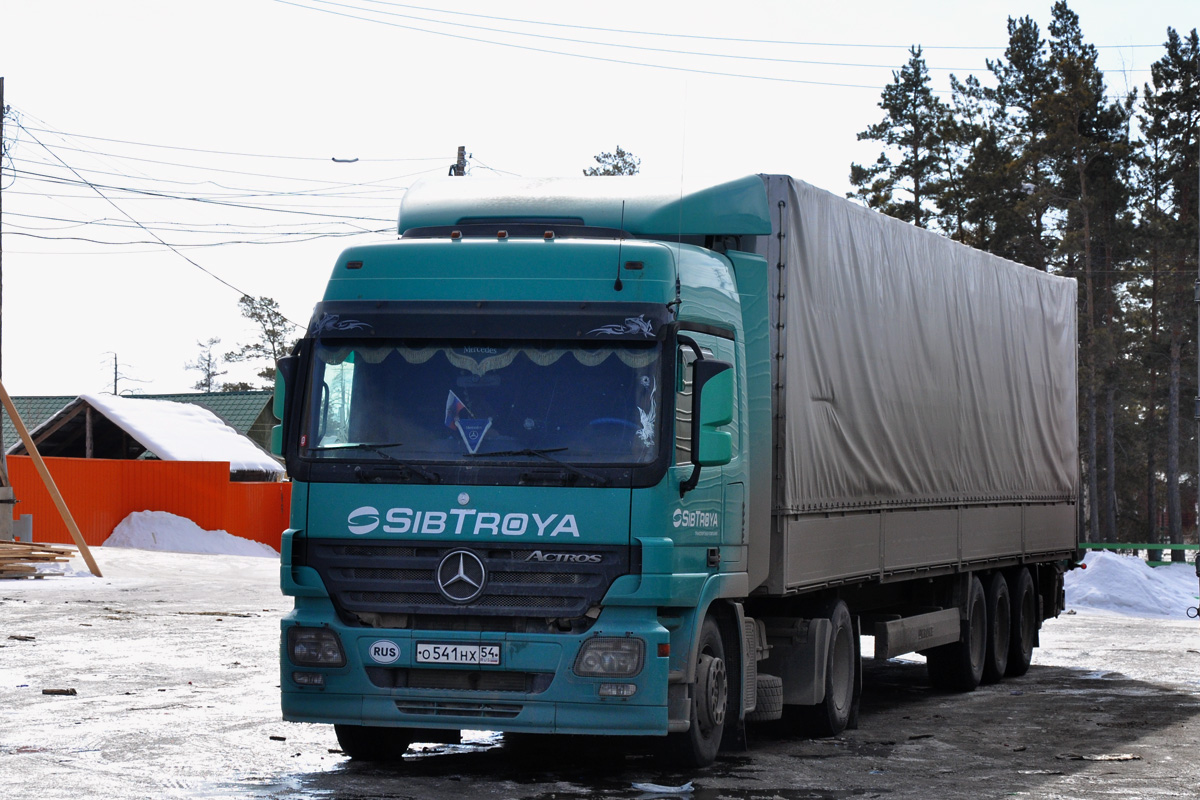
(696, 652, 728, 732)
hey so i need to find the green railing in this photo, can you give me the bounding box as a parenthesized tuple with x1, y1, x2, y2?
(1079, 542, 1199, 568)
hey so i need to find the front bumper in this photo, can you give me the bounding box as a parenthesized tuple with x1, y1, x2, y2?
(280, 602, 671, 736)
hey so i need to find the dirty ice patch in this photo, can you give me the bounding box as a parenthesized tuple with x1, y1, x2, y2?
(104, 511, 278, 557)
(1066, 550, 1199, 619)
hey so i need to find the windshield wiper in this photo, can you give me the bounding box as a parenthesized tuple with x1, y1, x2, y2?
(468, 448, 609, 486)
(310, 442, 440, 484)
(309, 441, 406, 453)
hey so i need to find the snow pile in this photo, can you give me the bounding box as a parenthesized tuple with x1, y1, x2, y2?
(80, 392, 284, 478)
(103, 510, 278, 558)
(1066, 550, 1199, 618)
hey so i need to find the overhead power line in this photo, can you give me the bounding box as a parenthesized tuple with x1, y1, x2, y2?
(342, 0, 1168, 51)
(17, 123, 447, 163)
(273, 0, 1156, 84)
(16, 123, 303, 321)
(271, 0, 888, 90)
(11, 158, 402, 221)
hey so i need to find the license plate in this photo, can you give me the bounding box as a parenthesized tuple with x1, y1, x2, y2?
(415, 642, 501, 666)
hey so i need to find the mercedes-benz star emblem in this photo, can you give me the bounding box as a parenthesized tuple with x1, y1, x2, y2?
(436, 550, 487, 603)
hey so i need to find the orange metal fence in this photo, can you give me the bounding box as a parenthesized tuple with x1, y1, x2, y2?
(5, 456, 290, 551)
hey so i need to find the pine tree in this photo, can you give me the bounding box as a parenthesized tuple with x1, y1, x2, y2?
(1028, 1, 1135, 542)
(184, 338, 227, 393)
(850, 46, 950, 229)
(224, 296, 298, 390)
(1137, 27, 1200, 556)
(583, 146, 641, 176)
(985, 14, 1056, 271)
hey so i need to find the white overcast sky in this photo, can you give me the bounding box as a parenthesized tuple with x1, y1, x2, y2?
(0, 0, 1193, 397)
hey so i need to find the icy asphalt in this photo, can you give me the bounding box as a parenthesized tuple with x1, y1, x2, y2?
(3, 548, 1200, 800)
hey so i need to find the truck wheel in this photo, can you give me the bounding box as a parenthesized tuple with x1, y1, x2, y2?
(1006, 568, 1037, 677)
(926, 575, 986, 692)
(982, 572, 1011, 684)
(334, 724, 415, 761)
(666, 616, 730, 768)
(791, 600, 858, 737)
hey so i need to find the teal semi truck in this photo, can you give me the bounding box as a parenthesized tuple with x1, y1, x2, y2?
(273, 174, 1079, 767)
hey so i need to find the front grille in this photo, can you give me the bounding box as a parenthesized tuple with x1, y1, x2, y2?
(305, 539, 629, 624)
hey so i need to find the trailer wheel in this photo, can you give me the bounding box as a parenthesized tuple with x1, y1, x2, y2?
(334, 724, 415, 761)
(926, 575, 986, 692)
(666, 616, 730, 768)
(1006, 568, 1037, 677)
(982, 572, 1011, 684)
(791, 600, 858, 737)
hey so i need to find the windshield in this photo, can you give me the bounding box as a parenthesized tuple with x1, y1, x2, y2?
(302, 339, 662, 466)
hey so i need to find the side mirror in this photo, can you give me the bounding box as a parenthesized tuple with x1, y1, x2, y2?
(272, 355, 298, 456)
(680, 358, 733, 496)
(694, 360, 733, 466)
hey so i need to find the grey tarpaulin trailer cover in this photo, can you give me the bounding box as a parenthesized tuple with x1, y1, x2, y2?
(753, 175, 1078, 594)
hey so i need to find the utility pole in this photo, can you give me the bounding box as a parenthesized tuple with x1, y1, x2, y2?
(1191, 52, 1200, 606)
(1, 75, 5, 391)
(449, 145, 467, 177)
(0, 76, 13, 541)
(1, 76, 7, 483)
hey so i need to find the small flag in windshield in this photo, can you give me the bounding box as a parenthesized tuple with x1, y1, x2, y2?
(445, 390, 468, 429)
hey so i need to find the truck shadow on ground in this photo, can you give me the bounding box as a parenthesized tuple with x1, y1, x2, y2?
(286, 658, 1200, 800)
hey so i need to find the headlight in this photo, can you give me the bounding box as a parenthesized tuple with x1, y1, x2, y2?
(288, 627, 346, 667)
(574, 637, 645, 677)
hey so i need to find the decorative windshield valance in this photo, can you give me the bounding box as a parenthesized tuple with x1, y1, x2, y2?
(316, 345, 659, 375)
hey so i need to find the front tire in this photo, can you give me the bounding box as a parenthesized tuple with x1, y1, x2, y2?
(666, 616, 730, 768)
(334, 724, 415, 761)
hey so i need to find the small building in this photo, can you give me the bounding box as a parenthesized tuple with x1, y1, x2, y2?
(3, 391, 275, 463)
(6, 393, 283, 482)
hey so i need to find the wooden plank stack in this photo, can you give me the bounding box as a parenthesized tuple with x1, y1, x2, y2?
(0, 541, 78, 579)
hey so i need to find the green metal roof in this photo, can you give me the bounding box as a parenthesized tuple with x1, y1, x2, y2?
(134, 391, 273, 437)
(3, 391, 273, 454)
(2, 396, 74, 452)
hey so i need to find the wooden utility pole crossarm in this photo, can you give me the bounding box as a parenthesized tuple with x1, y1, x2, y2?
(0, 379, 102, 577)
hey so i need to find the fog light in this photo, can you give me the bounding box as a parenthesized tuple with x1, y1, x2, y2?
(574, 637, 645, 677)
(288, 627, 346, 667)
(599, 683, 637, 698)
(293, 672, 325, 687)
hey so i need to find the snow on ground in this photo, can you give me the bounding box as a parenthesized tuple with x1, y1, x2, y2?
(101, 510, 278, 558)
(1066, 549, 1199, 619)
